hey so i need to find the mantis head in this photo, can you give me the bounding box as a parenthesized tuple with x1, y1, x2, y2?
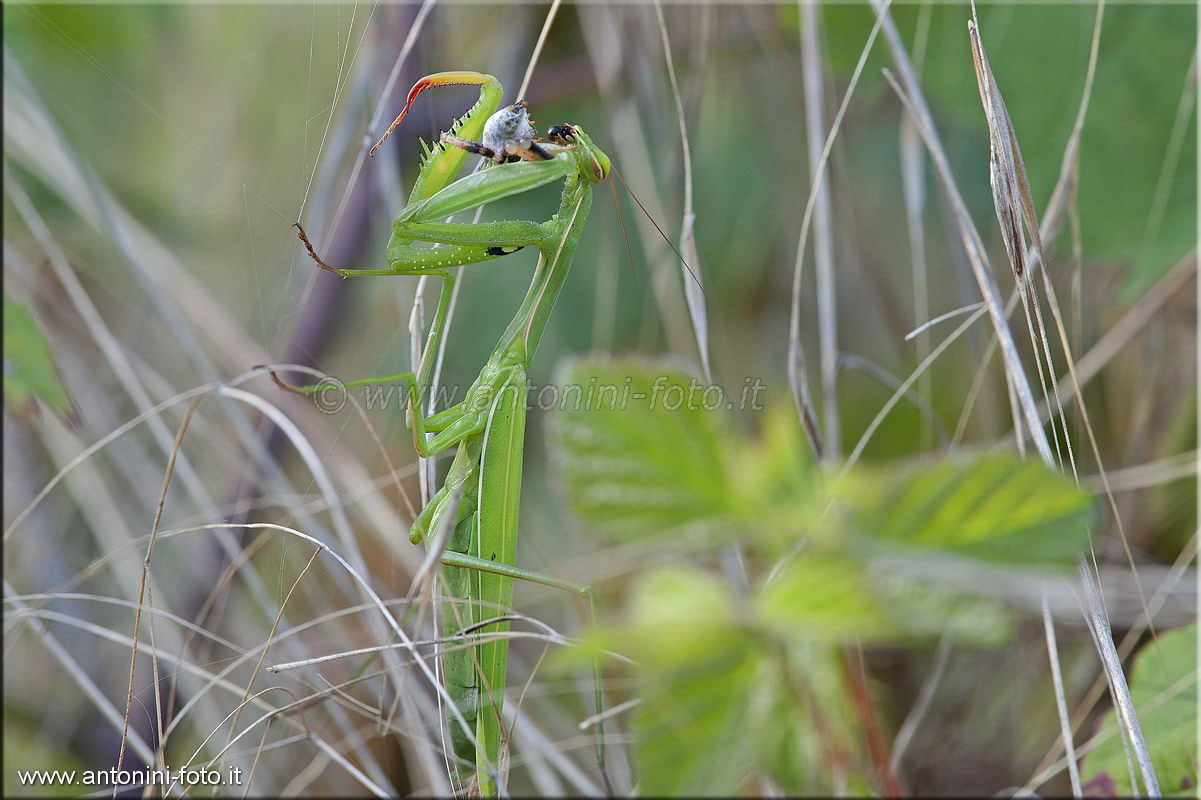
(548, 124, 611, 183)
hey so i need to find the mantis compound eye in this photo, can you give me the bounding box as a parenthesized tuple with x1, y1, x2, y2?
(547, 124, 576, 145)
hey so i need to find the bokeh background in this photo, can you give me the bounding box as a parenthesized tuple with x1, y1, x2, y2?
(4, 1, 1196, 795)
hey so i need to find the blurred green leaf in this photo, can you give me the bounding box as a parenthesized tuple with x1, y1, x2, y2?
(622, 566, 885, 793)
(835, 452, 1094, 565)
(548, 358, 735, 543)
(757, 552, 1012, 646)
(757, 553, 893, 642)
(557, 366, 1100, 792)
(623, 566, 769, 796)
(1082, 623, 1198, 796)
(730, 402, 825, 552)
(3, 292, 70, 417)
(624, 565, 745, 662)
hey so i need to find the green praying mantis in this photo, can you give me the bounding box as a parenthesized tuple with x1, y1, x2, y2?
(290, 71, 613, 796)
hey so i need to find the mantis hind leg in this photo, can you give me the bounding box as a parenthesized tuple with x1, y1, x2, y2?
(440, 372, 612, 796)
(435, 551, 614, 796)
(420, 369, 526, 794)
(471, 372, 528, 793)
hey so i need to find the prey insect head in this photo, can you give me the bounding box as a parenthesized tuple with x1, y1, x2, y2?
(546, 124, 576, 144)
(554, 124, 610, 183)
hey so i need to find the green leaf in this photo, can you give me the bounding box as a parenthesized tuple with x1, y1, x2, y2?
(3, 292, 71, 417)
(623, 565, 744, 664)
(729, 402, 825, 554)
(835, 452, 1094, 565)
(623, 566, 769, 796)
(757, 552, 1012, 645)
(757, 553, 894, 642)
(548, 357, 735, 543)
(1082, 623, 1198, 796)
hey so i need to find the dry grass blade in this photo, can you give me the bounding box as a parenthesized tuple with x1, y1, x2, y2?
(965, 9, 1167, 794)
(878, 66, 1051, 464)
(1026, 539, 1197, 791)
(116, 398, 200, 779)
(223, 546, 324, 781)
(900, 1, 934, 452)
(1042, 595, 1083, 796)
(1137, 45, 1197, 262)
(1082, 451, 1198, 493)
(788, 0, 894, 461)
(518, 0, 563, 100)
(967, 14, 1043, 284)
(952, 7, 1158, 657)
(1040, 250, 1195, 418)
(3, 585, 157, 765)
(1078, 556, 1162, 796)
(799, 0, 839, 460)
(890, 634, 951, 772)
(940, 0, 1104, 448)
(1038, 0, 1104, 262)
(652, 0, 711, 383)
(967, 8, 1074, 477)
(873, 0, 1053, 465)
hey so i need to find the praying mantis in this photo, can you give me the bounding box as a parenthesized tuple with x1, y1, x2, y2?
(291, 71, 612, 796)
